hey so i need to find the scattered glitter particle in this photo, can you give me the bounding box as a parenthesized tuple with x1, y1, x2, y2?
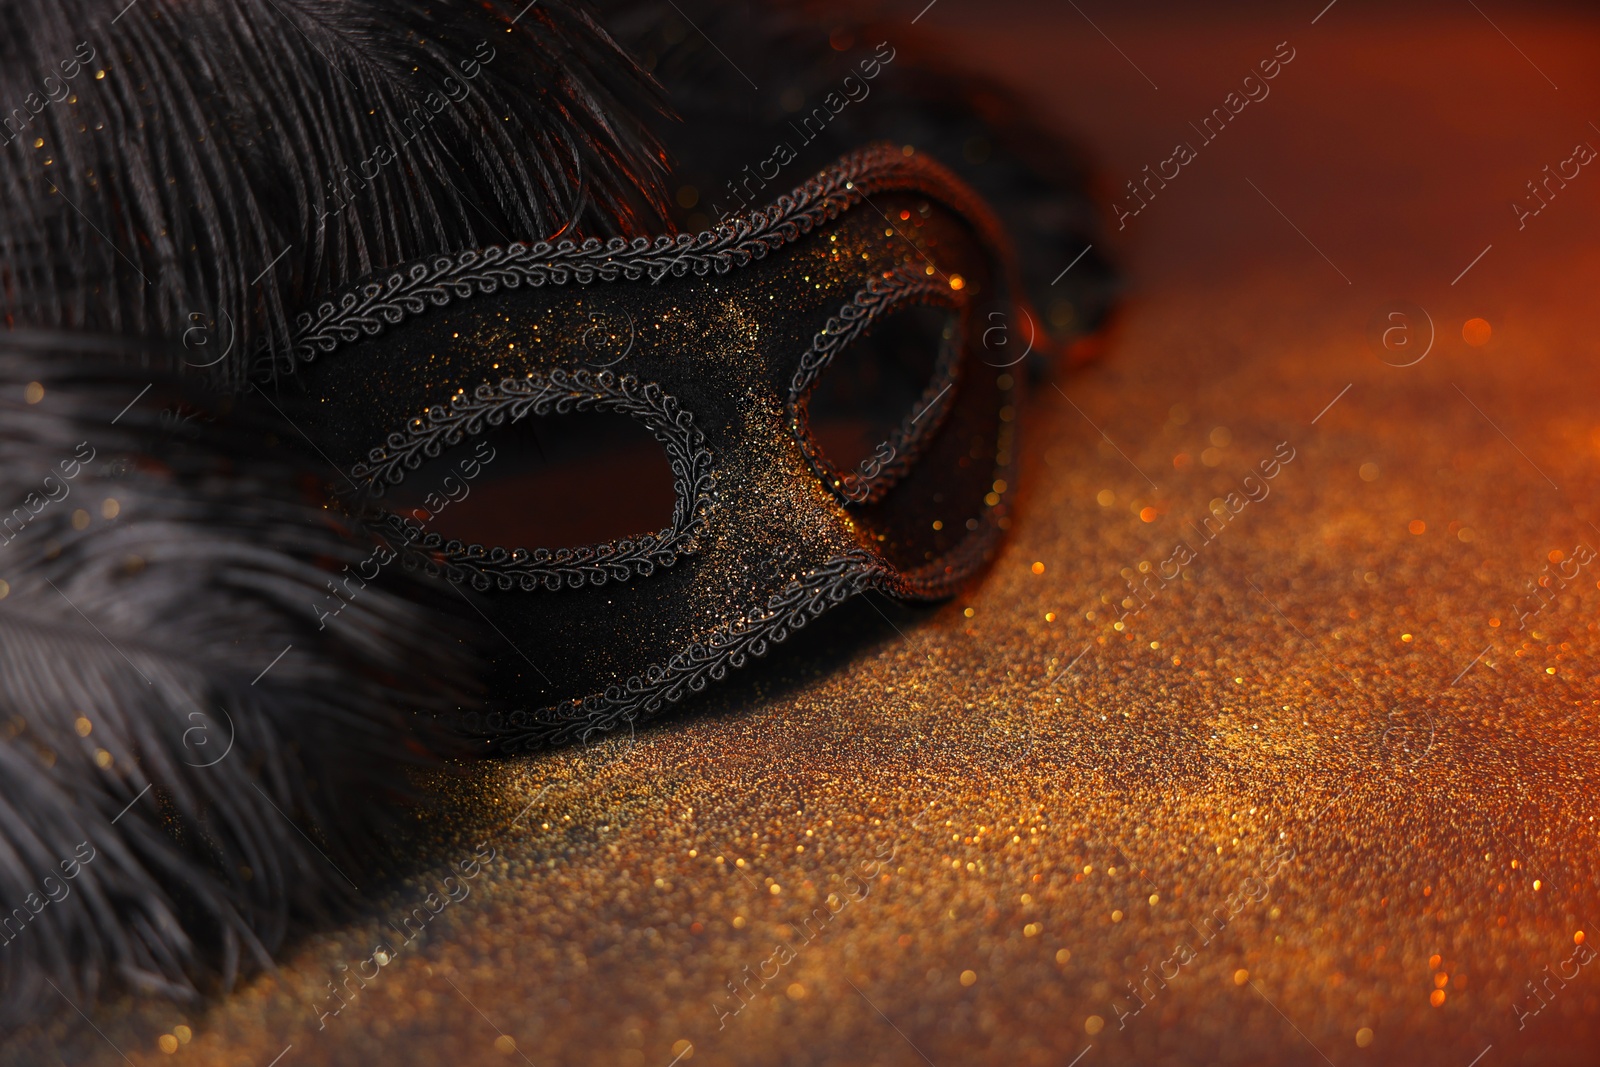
(1032, 561, 1045, 574)
(1057, 949, 1071, 964)
(1408, 520, 1426, 535)
(1233, 969, 1249, 986)
(1085, 1016, 1105, 1035)
(786, 983, 806, 1000)
(960, 970, 977, 986)
(158, 1034, 178, 1053)
(1429, 989, 1446, 1007)
(1356, 1027, 1374, 1048)
(1096, 489, 1115, 506)
(1360, 462, 1380, 481)
(494, 1035, 518, 1054)
(1462, 317, 1492, 346)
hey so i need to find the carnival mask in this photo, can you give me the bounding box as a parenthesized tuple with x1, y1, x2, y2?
(272, 144, 1068, 749)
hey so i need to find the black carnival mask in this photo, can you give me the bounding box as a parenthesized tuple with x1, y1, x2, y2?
(270, 144, 1067, 749)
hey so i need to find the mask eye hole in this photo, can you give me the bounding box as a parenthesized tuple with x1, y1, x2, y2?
(797, 298, 961, 505)
(357, 373, 716, 592)
(385, 410, 677, 550)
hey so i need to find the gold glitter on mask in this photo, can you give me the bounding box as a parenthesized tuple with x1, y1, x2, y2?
(277, 145, 1074, 748)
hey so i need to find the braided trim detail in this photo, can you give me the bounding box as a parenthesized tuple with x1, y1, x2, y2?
(465, 549, 900, 749)
(360, 369, 716, 592)
(261, 143, 1009, 378)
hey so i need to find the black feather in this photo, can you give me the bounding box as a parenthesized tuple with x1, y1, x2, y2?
(0, 339, 478, 1025)
(0, 0, 669, 1024)
(0, 0, 672, 384)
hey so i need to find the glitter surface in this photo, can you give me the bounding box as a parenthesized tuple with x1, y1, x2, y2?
(14, 7, 1600, 1066)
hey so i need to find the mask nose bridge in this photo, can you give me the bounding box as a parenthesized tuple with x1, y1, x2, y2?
(696, 230, 958, 574)
(695, 326, 871, 579)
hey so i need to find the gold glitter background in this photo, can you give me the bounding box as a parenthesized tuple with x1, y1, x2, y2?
(13, 5, 1600, 1066)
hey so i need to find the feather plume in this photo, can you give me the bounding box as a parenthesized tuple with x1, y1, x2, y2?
(0, 338, 478, 1025)
(0, 0, 672, 385)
